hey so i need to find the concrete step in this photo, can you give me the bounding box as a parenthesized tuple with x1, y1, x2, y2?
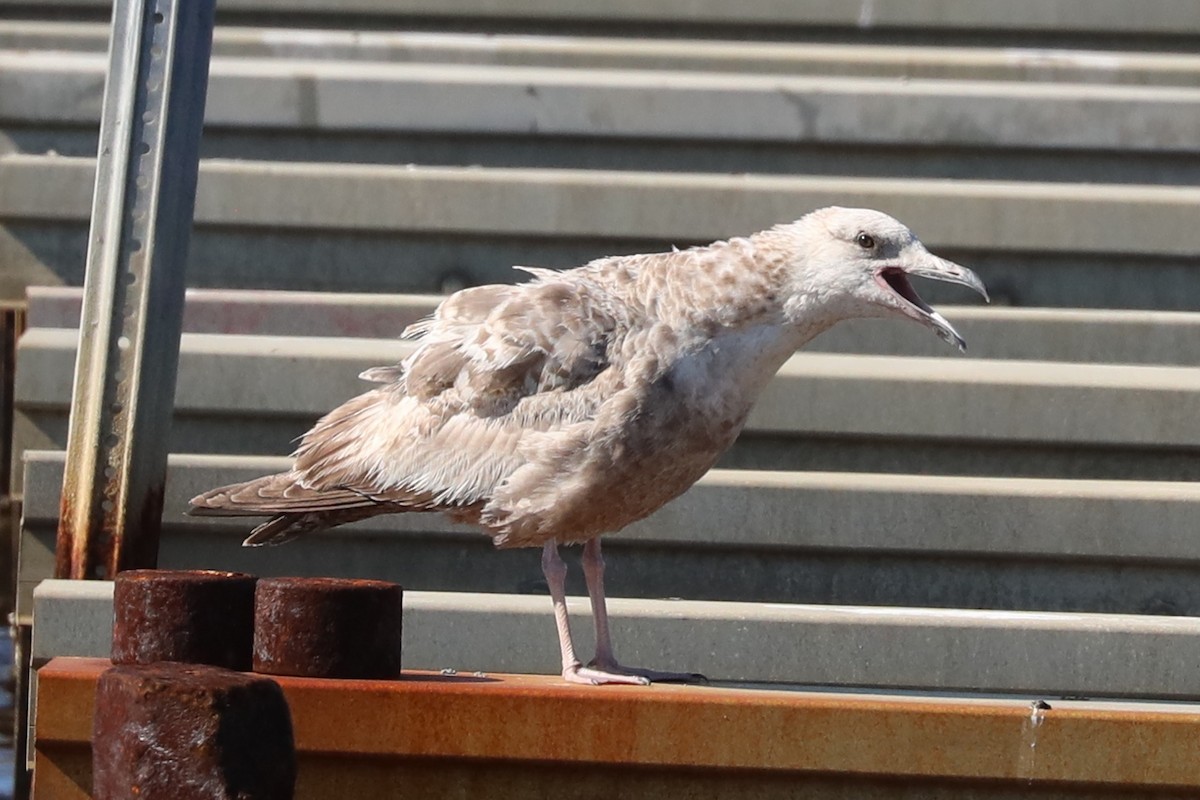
(19, 452, 1200, 619)
(14, 328, 1200, 481)
(5, 51, 1200, 187)
(5, 23, 1200, 86)
(24, 286, 439, 339)
(30, 578, 1200, 698)
(29, 285, 1200, 366)
(10, 50, 1199, 151)
(5, 155, 1200, 308)
(4, 0, 1198, 47)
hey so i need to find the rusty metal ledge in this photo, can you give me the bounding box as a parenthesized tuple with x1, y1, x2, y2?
(33, 657, 1200, 796)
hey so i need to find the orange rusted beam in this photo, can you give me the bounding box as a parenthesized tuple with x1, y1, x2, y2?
(34, 657, 1200, 798)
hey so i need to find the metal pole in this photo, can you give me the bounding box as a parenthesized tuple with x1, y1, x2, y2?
(54, 0, 215, 580)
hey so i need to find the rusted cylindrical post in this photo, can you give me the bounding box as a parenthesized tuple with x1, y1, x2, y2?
(93, 662, 295, 800)
(254, 577, 402, 679)
(112, 569, 257, 670)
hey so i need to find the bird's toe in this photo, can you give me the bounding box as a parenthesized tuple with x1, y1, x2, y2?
(584, 659, 703, 685)
(567, 664, 650, 686)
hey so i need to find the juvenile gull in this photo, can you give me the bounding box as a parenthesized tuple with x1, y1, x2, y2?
(190, 207, 988, 685)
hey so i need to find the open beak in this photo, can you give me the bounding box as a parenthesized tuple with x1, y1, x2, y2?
(874, 252, 989, 353)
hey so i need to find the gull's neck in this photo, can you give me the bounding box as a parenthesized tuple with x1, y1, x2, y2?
(626, 229, 846, 347)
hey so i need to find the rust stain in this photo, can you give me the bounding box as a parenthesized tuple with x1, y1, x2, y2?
(54, 473, 166, 580)
(53, 491, 78, 580)
(0, 302, 23, 492)
(111, 569, 257, 670)
(92, 662, 294, 800)
(253, 577, 402, 680)
(124, 477, 165, 573)
(53, 488, 96, 581)
(35, 657, 1200, 792)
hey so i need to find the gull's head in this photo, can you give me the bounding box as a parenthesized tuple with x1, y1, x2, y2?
(783, 206, 989, 352)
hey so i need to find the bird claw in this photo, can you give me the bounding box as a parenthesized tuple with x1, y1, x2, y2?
(586, 659, 707, 685)
(562, 664, 648, 686)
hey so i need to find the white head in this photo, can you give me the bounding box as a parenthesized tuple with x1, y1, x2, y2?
(780, 207, 989, 351)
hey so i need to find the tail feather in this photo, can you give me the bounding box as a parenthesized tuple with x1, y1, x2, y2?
(244, 515, 307, 547)
(189, 472, 392, 547)
(188, 472, 375, 516)
(243, 505, 395, 547)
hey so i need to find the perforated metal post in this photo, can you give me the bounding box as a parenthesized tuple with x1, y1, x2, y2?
(54, 0, 215, 580)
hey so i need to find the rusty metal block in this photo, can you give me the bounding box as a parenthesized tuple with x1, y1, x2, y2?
(112, 569, 257, 670)
(92, 661, 295, 800)
(253, 577, 402, 679)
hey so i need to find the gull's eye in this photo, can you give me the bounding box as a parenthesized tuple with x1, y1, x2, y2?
(855, 232, 876, 250)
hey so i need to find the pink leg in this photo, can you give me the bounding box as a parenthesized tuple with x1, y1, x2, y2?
(580, 538, 705, 684)
(541, 542, 646, 686)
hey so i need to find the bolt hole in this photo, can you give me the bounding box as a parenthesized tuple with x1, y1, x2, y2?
(138, 141, 150, 155)
(101, 499, 114, 513)
(153, 11, 163, 23)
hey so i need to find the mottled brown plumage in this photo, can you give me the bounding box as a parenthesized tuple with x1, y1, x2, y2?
(190, 206, 987, 684)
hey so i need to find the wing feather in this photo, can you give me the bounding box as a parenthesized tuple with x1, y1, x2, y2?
(291, 274, 627, 508)
(192, 270, 635, 532)
(399, 275, 623, 408)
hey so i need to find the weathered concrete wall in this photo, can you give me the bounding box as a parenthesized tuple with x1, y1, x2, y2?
(5, 0, 1200, 45)
(5, 156, 1200, 306)
(7, 24, 1200, 85)
(14, 325, 1200, 481)
(21, 453, 1200, 621)
(32, 579, 1200, 697)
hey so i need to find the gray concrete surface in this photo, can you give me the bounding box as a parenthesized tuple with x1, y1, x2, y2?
(29, 578, 1200, 698)
(18, 328, 1200, 446)
(29, 286, 1200, 365)
(5, 155, 1200, 310)
(5, 225, 1196, 310)
(6, 0, 1199, 40)
(6, 51, 1200, 152)
(6, 155, 1200, 255)
(11, 126, 1198, 189)
(16, 321, 1200, 485)
(14, 328, 1200, 488)
(26, 452, 1200, 561)
(19, 452, 1200, 620)
(24, 286, 438, 337)
(6, 24, 1200, 86)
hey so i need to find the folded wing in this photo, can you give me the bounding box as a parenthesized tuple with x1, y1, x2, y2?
(189, 272, 630, 543)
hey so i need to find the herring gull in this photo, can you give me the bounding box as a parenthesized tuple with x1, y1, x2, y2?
(190, 206, 988, 685)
